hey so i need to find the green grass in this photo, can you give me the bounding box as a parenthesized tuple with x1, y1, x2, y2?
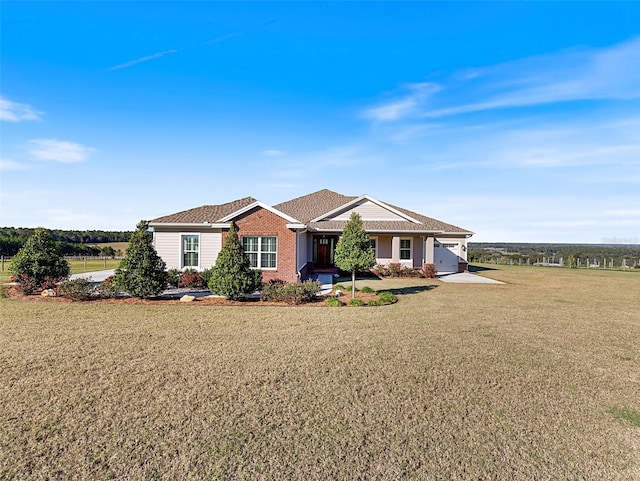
(609, 406, 640, 427)
(1, 265, 639, 479)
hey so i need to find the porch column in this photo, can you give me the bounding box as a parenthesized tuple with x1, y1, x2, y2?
(391, 235, 400, 262)
(425, 236, 435, 264)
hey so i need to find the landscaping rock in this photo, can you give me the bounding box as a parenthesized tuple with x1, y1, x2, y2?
(180, 295, 196, 302)
(41, 289, 57, 297)
(334, 289, 344, 297)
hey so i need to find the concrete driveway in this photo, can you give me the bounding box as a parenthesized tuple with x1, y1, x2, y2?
(70, 269, 115, 282)
(438, 272, 504, 284)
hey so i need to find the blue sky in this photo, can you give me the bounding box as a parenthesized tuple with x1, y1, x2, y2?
(1, 1, 639, 243)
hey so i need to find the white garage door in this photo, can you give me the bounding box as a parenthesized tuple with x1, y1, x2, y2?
(434, 243, 459, 273)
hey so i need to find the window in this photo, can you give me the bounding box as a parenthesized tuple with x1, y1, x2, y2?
(400, 239, 411, 260)
(242, 236, 277, 269)
(182, 235, 199, 267)
(369, 237, 378, 257)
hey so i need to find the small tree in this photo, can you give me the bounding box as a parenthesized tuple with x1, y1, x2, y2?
(334, 212, 376, 298)
(10, 228, 70, 294)
(208, 224, 261, 300)
(114, 221, 167, 298)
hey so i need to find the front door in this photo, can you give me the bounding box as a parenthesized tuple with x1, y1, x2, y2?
(314, 236, 337, 268)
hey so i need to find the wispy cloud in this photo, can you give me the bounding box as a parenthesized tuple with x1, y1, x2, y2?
(0, 96, 42, 122)
(261, 149, 285, 157)
(0, 158, 30, 172)
(27, 139, 96, 163)
(363, 83, 441, 121)
(364, 37, 640, 121)
(108, 48, 183, 71)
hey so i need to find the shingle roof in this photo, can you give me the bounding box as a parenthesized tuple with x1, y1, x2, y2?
(150, 197, 257, 224)
(274, 189, 357, 223)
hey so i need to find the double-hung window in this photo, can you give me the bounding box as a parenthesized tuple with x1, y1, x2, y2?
(182, 235, 199, 268)
(400, 239, 411, 260)
(242, 236, 277, 269)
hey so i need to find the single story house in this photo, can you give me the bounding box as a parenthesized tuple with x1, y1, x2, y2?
(149, 189, 474, 283)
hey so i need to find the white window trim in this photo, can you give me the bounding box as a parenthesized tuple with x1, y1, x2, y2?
(180, 233, 201, 270)
(242, 236, 278, 270)
(400, 237, 412, 264)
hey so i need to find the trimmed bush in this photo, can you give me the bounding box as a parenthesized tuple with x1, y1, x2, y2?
(261, 279, 321, 305)
(348, 298, 365, 307)
(9, 228, 70, 294)
(325, 296, 343, 307)
(372, 262, 422, 278)
(95, 276, 119, 299)
(378, 291, 397, 304)
(166, 269, 182, 288)
(367, 299, 382, 307)
(114, 221, 167, 298)
(333, 284, 346, 291)
(421, 263, 437, 278)
(200, 267, 214, 286)
(60, 278, 95, 301)
(178, 269, 206, 288)
(208, 224, 261, 300)
(360, 286, 374, 293)
(345, 285, 358, 292)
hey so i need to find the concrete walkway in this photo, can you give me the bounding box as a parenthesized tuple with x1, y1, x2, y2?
(438, 272, 504, 284)
(70, 269, 115, 282)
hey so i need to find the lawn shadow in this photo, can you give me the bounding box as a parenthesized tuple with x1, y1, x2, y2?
(385, 285, 439, 295)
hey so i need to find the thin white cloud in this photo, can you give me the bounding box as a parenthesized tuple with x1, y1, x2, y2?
(363, 83, 441, 121)
(27, 139, 96, 163)
(261, 149, 285, 157)
(0, 96, 42, 122)
(108, 48, 183, 71)
(365, 37, 640, 121)
(0, 158, 30, 172)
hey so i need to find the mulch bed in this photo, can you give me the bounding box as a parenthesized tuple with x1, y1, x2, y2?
(2, 285, 380, 307)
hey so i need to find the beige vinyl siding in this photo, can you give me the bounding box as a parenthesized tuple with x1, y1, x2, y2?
(412, 236, 422, 269)
(326, 200, 405, 222)
(201, 231, 222, 269)
(376, 235, 392, 264)
(154, 231, 181, 270)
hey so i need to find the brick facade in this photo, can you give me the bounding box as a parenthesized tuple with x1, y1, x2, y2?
(224, 206, 299, 283)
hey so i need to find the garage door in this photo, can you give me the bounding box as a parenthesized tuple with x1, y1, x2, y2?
(434, 243, 459, 273)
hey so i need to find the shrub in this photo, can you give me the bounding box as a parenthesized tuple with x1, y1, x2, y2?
(348, 298, 365, 307)
(367, 299, 382, 307)
(345, 285, 358, 292)
(378, 291, 397, 304)
(114, 221, 167, 298)
(200, 267, 214, 286)
(261, 279, 321, 305)
(9, 228, 70, 293)
(325, 296, 343, 307)
(333, 284, 346, 291)
(95, 276, 119, 299)
(208, 224, 261, 300)
(372, 262, 421, 278)
(260, 279, 287, 301)
(179, 269, 206, 288)
(421, 263, 437, 278)
(60, 278, 95, 301)
(166, 269, 182, 288)
(360, 286, 374, 293)
(11, 273, 40, 295)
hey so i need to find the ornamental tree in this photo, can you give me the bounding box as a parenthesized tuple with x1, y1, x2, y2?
(334, 212, 376, 298)
(208, 224, 262, 300)
(10, 228, 70, 294)
(114, 220, 167, 298)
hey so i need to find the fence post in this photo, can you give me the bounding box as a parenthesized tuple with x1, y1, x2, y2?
(104, 257, 107, 269)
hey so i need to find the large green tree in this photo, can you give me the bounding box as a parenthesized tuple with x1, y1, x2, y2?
(114, 221, 167, 298)
(208, 224, 261, 300)
(334, 212, 376, 298)
(10, 228, 70, 293)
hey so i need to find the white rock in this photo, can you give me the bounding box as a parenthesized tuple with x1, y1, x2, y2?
(334, 289, 344, 297)
(41, 289, 57, 297)
(180, 295, 196, 302)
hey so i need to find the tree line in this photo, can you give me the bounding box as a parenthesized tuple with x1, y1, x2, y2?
(468, 242, 640, 268)
(0, 227, 132, 257)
